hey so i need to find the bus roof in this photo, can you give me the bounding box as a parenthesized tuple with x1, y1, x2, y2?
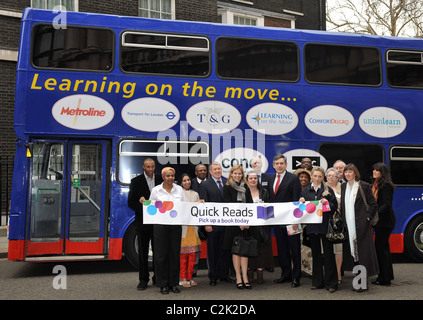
(22, 7, 423, 49)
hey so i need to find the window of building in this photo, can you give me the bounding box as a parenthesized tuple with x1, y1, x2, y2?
(118, 139, 209, 184)
(305, 43, 381, 86)
(31, 25, 114, 71)
(390, 146, 423, 186)
(233, 15, 257, 26)
(218, 10, 264, 26)
(120, 31, 210, 76)
(139, 0, 174, 19)
(216, 37, 299, 82)
(31, 0, 77, 11)
(386, 50, 423, 88)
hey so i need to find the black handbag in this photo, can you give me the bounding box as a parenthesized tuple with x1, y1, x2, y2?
(326, 210, 348, 243)
(231, 232, 257, 257)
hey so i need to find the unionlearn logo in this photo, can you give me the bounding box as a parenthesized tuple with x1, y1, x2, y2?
(145, 200, 178, 218)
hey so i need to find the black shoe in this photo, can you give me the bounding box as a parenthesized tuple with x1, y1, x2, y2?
(291, 279, 300, 288)
(137, 281, 148, 291)
(160, 287, 169, 294)
(372, 280, 391, 286)
(170, 286, 180, 293)
(209, 279, 217, 286)
(244, 282, 252, 290)
(273, 276, 292, 284)
(236, 282, 244, 290)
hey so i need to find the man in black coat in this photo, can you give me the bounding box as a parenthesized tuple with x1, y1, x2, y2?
(199, 162, 232, 286)
(191, 164, 208, 193)
(128, 158, 162, 290)
(268, 154, 302, 287)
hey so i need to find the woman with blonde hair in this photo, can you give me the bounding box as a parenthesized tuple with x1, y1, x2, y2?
(299, 166, 338, 292)
(222, 165, 254, 289)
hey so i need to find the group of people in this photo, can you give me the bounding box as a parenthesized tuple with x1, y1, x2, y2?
(127, 155, 396, 295)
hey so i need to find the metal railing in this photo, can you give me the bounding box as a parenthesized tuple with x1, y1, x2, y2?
(0, 156, 14, 226)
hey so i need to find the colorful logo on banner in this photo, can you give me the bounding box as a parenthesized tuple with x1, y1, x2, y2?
(292, 201, 323, 218)
(145, 200, 178, 218)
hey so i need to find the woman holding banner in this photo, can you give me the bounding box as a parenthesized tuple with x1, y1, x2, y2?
(299, 166, 338, 293)
(178, 173, 203, 288)
(149, 167, 186, 295)
(246, 170, 274, 284)
(222, 165, 254, 290)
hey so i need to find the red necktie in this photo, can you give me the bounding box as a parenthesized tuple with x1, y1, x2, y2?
(274, 174, 281, 194)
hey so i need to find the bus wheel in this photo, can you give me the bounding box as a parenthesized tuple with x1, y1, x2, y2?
(404, 215, 423, 262)
(123, 223, 139, 270)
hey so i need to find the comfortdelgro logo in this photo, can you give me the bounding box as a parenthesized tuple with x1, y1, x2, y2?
(305, 105, 354, 137)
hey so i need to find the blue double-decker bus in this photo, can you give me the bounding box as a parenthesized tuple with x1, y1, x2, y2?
(8, 8, 423, 265)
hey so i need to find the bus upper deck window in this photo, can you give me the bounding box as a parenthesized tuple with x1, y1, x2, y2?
(31, 25, 114, 71)
(387, 50, 423, 88)
(120, 31, 210, 77)
(304, 43, 381, 86)
(216, 37, 299, 82)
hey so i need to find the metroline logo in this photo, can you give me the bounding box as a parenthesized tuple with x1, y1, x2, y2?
(52, 94, 114, 130)
(60, 106, 106, 117)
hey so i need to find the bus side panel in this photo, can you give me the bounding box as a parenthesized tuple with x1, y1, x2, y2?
(8, 140, 30, 261)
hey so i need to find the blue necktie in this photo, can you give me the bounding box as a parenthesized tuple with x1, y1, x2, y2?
(217, 180, 223, 195)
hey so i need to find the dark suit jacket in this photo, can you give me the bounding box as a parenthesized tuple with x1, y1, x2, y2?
(191, 177, 205, 194)
(128, 173, 163, 231)
(259, 173, 271, 190)
(268, 171, 301, 203)
(374, 181, 396, 229)
(199, 177, 226, 202)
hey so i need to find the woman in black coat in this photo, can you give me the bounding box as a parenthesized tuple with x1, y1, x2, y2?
(371, 162, 396, 286)
(222, 165, 253, 289)
(299, 166, 338, 293)
(341, 163, 379, 291)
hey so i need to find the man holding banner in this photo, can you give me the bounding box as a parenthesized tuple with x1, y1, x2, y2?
(199, 162, 233, 286)
(269, 154, 302, 288)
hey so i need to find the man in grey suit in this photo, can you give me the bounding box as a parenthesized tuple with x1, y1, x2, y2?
(199, 162, 232, 286)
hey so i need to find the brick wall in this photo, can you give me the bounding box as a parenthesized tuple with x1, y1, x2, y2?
(264, 16, 291, 28)
(176, 0, 217, 22)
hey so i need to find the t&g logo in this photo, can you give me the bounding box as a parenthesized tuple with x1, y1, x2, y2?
(186, 100, 241, 134)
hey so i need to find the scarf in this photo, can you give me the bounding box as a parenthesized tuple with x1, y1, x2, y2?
(231, 181, 246, 202)
(345, 181, 359, 261)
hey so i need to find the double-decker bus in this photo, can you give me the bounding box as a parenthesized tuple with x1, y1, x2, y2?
(8, 8, 423, 266)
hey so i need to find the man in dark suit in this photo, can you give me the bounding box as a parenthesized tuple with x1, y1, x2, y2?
(191, 164, 208, 193)
(251, 156, 270, 189)
(128, 158, 163, 291)
(199, 162, 232, 286)
(269, 154, 302, 287)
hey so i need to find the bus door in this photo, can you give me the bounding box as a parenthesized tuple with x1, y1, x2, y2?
(26, 140, 110, 259)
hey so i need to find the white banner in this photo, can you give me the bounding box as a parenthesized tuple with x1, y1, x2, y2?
(143, 200, 324, 226)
